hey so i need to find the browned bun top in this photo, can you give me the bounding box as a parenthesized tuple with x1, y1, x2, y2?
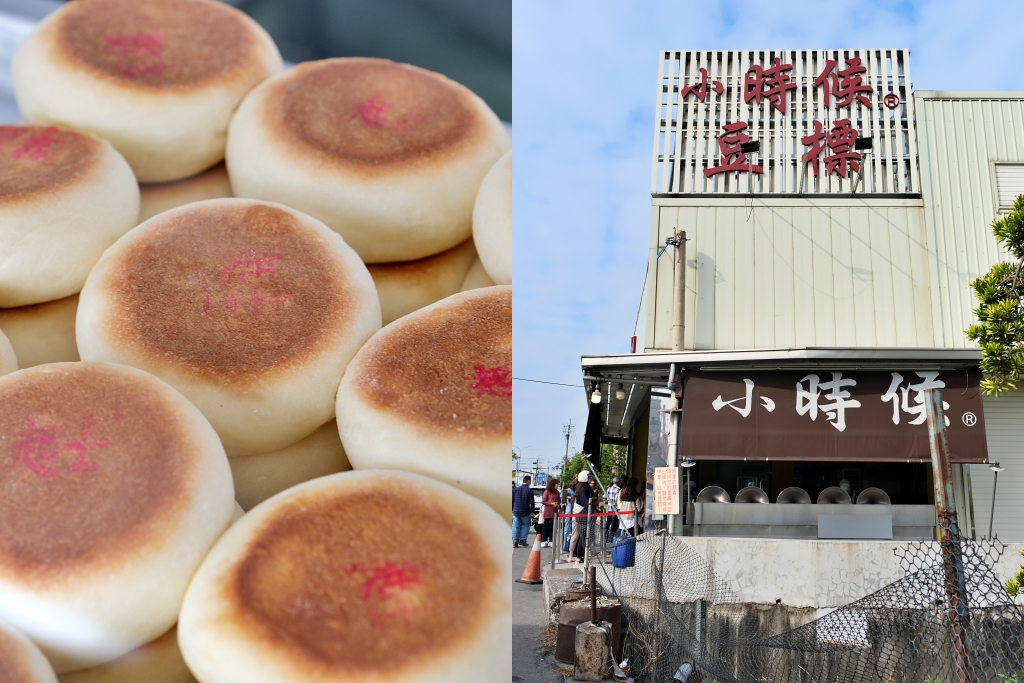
(230, 476, 499, 673)
(0, 363, 193, 583)
(105, 201, 355, 383)
(55, 0, 259, 89)
(353, 287, 511, 441)
(0, 126, 101, 203)
(265, 58, 489, 173)
(365, 237, 475, 284)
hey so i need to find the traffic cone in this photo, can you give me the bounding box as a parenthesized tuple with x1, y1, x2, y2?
(516, 533, 544, 584)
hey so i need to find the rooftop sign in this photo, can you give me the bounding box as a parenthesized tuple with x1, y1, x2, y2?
(651, 50, 919, 195)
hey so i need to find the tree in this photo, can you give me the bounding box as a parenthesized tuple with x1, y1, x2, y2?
(599, 443, 628, 488)
(562, 452, 588, 486)
(966, 194, 1024, 395)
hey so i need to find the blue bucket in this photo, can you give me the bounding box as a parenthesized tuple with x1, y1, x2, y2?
(610, 537, 636, 568)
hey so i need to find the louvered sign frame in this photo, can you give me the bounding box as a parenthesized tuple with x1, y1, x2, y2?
(651, 49, 919, 196)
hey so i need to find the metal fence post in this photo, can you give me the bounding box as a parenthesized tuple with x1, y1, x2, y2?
(925, 388, 974, 683)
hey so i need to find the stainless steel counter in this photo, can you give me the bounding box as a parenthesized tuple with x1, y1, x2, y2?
(688, 503, 937, 541)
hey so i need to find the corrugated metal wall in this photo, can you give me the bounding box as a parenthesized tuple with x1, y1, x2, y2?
(971, 389, 1024, 542)
(916, 92, 1024, 348)
(644, 198, 932, 351)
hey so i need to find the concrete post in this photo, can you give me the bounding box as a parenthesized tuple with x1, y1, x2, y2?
(574, 621, 611, 681)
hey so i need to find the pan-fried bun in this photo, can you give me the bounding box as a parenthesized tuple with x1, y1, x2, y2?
(0, 295, 79, 369)
(178, 471, 509, 683)
(0, 126, 138, 307)
(227, 58, 510, 263)
(367, 238, 477, 326)
(57, 626, 194, 683)
(472, 151, 511, 284)
(138, 162, 233, 223)
(460, 259, 496, 292)
(0, 363, 233, 672)
(12, 0, 282, 182)
(230, 420, 351, 512)
(337, 287, 510, 517)
(77, 199, 381, 456)
(0, 619, 58, 683)
(0, 329, 15, 376)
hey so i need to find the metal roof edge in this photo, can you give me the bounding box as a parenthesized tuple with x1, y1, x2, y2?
(581, 347, 981, 368)
(915, 90, 1024, 101)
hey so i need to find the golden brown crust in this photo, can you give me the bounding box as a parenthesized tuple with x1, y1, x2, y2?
(0, 629, 34, 683)
(353, 288, 511, 440)
(0, 364, 192, 582)
(55, 0, 257, 89)
(264, 58, 486, 174)
(229, 482, 499, 672)
(105, 202, 354, 383)
(0, 126, 100, 203)
(365, 238, 475, 286)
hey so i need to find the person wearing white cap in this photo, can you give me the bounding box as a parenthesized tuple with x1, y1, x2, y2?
(567, 470, 591, 562)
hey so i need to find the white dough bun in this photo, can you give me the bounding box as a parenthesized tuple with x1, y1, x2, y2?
(12, 0, 283, 182)
(0, 126, 138, 307)
(77, 198, 382, 456)
(0, 295, 80, 369)
(0, 362, 234, 672)
(472, 151, 511, 284)
(0, 619, 59, 683)
(367, 238, 477, 325)
(227, 57, 510, 263)
(230, 420, 351, 512)
(178, 470, 510, 683)
(0, 329, 16, 376)
(337, 287, 511, 518)
(57, 626, 194, 683)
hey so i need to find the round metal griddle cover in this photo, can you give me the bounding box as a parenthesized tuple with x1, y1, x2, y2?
(776, 486, 812, 504)
(695, 485, 731, 503)
(734, 486, 769, 504)
(817, 486, 853, 504)
(856, 487, 892, 505)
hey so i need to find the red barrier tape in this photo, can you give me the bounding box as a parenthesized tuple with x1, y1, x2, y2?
(555, 511, 635, 519)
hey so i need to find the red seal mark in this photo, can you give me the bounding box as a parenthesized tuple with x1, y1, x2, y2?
(348, 561, 424, 624)
(883, 92, 901, 109)
(9, 127, 60, 161)
(471, 364, 512, 398)
(203, 251, 289, 317)
(351, 94, 424, 132)
(12, 414, 109, 479)
(104, 33, 166, 79)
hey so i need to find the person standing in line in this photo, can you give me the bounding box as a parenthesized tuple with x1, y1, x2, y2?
(512, 475, 536, 549)
(629, 476, 645, 534)
(562, 478, 576, 552)
(617, 478, 639, 537)
(540, 477, 560, 547)
(567, 470, 592, 562)
(604, 476, 621, 542)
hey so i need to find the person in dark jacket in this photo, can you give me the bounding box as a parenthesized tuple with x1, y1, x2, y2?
(512, 475, 536, 548)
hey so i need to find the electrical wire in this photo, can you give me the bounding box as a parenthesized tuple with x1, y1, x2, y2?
(512, 377, 583, 387)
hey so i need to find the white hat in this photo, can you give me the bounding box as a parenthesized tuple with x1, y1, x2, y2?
(578, 471, 589, 482)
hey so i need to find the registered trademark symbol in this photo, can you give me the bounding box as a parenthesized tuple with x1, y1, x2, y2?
(962, 412, 977, 426)
(883, 93, 901, 109)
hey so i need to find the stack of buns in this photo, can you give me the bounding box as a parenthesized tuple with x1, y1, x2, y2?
(1, 0, 511, 679)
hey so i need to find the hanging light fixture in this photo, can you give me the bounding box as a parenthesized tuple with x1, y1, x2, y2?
(615, 383, 626, 401)
(590, 386, 602, 404)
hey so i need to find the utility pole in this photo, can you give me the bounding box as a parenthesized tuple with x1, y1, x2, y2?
(563, 421, 572, 479)
(925, 389, 973, 683)
(670, 229, 687, 352)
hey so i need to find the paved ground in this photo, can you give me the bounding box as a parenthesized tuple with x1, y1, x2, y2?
(512, 540, 566, 683)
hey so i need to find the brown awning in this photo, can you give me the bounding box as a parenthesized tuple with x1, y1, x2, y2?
(680, 369, 987, 463)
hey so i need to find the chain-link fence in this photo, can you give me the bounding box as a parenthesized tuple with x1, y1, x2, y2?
(582, 519, 1024, 683)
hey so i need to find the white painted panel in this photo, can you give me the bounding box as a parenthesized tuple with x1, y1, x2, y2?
(971, 389, 1024, 542)
(916, 92, 1024, 349)
(995, 164, 1024, 208)
(644, 198, 931, 351)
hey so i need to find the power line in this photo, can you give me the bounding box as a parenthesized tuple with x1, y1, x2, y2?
(512, 377, 582, 387)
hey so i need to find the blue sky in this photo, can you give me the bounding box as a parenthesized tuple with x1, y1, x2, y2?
(512, 0, 1024, 473)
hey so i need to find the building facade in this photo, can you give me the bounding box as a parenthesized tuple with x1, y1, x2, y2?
(581, 51, 1024, 593)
